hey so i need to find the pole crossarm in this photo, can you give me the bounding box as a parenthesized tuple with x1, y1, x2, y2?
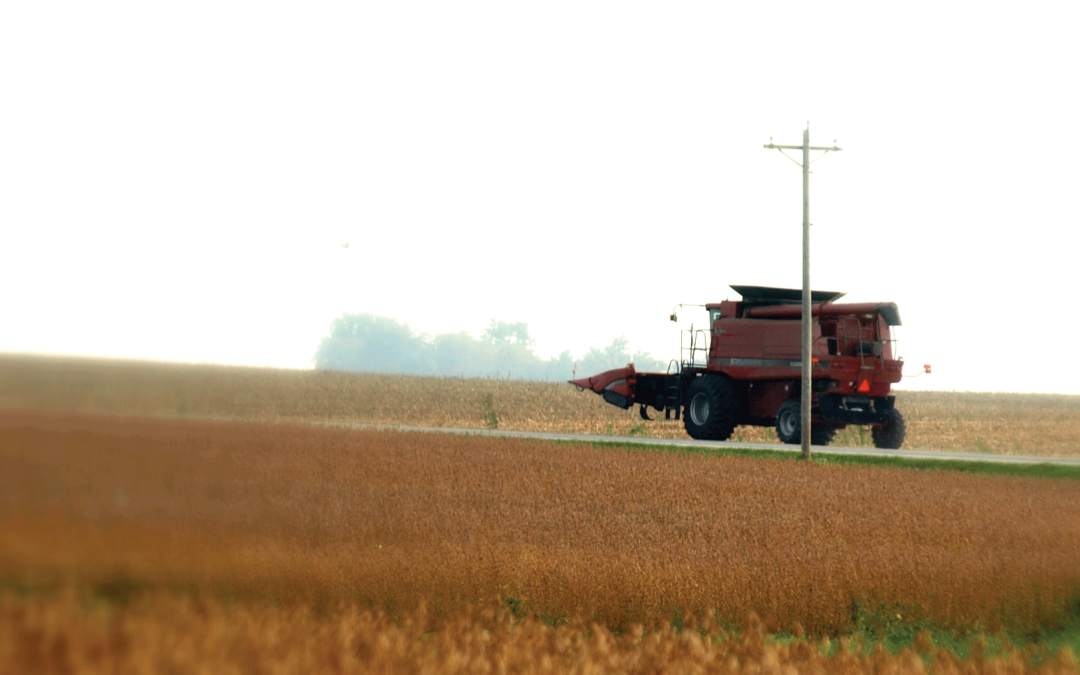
(763, 144, 842, 151)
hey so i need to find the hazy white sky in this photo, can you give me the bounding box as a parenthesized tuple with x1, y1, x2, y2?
(3, 2, 1078, 394)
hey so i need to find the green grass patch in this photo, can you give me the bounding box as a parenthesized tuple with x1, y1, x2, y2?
(562, 438, 1080, 481)
(807, 451, 1080, 480)
(828, 597, 1080, 661)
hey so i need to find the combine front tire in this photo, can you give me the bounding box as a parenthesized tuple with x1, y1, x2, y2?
(872, 409, 906, 449)
(683, 376, 738, 441)
(775, 400, 837, 446)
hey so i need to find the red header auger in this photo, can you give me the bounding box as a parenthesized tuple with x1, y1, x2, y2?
(570, 285, 909, 448)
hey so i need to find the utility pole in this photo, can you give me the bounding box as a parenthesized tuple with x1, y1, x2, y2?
(764, 123, 841, 460)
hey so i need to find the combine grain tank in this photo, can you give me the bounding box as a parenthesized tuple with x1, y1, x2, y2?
(570, 285, 908, 448)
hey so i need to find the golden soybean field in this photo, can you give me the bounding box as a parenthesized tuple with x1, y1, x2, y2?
(2, 354, 1080, 673)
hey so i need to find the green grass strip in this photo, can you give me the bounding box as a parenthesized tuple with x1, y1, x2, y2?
(562, 439, 1080, 481)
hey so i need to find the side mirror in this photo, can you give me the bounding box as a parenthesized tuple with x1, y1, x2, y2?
(670, 313, 678, 322)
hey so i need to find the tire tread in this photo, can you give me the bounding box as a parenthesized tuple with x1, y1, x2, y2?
(682, 376, 738, 441)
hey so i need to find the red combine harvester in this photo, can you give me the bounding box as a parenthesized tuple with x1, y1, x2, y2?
(570, 285, 908, 448)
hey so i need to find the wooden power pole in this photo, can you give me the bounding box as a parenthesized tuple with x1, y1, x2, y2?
(764, 123, 841, 460)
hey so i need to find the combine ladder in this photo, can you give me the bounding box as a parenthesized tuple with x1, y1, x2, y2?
(663, 359, 682, 420)
(664, 328, 710, 420)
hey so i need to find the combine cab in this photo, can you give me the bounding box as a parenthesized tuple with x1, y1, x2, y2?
(570, 285, 908, 448)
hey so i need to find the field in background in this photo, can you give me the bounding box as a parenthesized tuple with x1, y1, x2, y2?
(2, 353, 1078, 456)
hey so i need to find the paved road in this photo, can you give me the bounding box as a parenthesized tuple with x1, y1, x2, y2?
(334, 423, 1080, 466)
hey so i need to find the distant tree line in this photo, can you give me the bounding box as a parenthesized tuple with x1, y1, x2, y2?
(314, 313, 667, 380)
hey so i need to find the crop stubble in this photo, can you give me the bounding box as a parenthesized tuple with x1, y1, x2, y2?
(2, 354, 1079, 455)
(3, 409, 1078, 637)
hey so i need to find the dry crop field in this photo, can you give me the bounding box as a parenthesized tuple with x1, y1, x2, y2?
(2, 353, 1080, 455)
(2, 409, 1080, 672)
(7, 593, 1079, 675)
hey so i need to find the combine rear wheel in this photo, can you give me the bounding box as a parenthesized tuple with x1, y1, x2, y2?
(683, 376, 738, 441)
(775, 400, 837, 446)
(872, 409, 906, 449)
(811, 426, 838, 446)
(775, 400, 801, 444)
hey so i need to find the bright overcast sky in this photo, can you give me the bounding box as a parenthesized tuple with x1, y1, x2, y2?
(3, 2, 1078, 394)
